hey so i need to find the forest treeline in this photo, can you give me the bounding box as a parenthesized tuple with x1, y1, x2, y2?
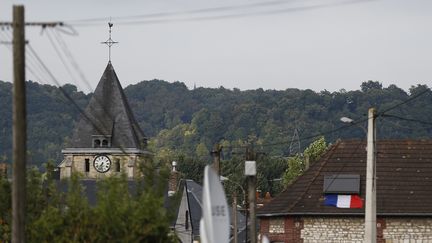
(0, 79, 431, 167)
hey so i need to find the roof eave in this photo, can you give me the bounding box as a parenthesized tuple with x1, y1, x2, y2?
(257, 212, 432, 217)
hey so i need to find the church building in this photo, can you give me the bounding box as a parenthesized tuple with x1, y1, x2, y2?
(58, 61, 149, 179)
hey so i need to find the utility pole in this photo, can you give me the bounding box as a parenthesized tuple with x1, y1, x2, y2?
(245, 146, 257, 243)
(12, 5, 26, 243)
(365, 107, 377, 243)
(211, 143, 222, 176)
(233, 191, 238, 243)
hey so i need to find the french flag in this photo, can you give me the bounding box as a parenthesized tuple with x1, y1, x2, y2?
(324, 195, 363, 208)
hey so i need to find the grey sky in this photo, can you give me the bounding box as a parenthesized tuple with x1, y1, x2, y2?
(1, 0, 431, 93)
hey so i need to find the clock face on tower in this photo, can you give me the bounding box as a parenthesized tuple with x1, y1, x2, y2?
(94, 155, 111, 173)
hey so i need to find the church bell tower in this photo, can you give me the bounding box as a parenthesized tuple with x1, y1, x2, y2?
(58, 23, 149, 179)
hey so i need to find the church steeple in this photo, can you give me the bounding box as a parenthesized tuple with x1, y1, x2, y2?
(59, 27, 149, 179)
(68, 62, 146, 149)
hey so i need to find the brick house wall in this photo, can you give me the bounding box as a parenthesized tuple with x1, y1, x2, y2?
(260, 217, 303, 243)
(260, 216, 432, 243)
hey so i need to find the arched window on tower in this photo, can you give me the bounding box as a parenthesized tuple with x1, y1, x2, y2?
(102, 139, 109, 147)
(94, 139, 101, 148)
(85, 159, 90, 172)
(115, 159, 120, 172)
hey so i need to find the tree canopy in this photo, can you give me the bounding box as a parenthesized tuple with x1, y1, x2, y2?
(0, 80, 431, 168)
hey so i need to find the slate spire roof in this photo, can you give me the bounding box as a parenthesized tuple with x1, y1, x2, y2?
(67, 62, 146, 149)
(258, 139, 432, 217)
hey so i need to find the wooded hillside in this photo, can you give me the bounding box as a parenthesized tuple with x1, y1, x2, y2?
(0, 80, 431, 166)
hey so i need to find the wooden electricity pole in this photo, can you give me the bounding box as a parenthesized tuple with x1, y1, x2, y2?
(245, 146, 257, 243)
(12, 5, 26, 243)
(233, 191, 238, 243)
(211, 143, 222, 176)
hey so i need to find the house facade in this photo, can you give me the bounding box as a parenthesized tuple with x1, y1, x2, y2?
(258, 140, 432, 242)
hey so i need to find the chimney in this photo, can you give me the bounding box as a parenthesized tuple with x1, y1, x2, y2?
(304, 154, 310, 171)
(256, 190, 261, 199)
(168, 161, 180, 197)
(0, 163, 7, 178)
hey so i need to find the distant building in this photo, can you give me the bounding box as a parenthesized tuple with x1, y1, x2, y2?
(258, 139, 432, 242)
(58, 62, 150, 179)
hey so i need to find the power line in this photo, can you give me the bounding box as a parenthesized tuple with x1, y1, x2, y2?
(377, 88, 431, 116)
(66, 0, 303, 24)
(45, 28, 79, 84)
(0, 29, 48, 84)
(67, 0, 372, 27)
(42, 27, 125, 140)
(381, 118, 432, 131)
(51, 28, 92, 92)
(382, 114, 432, 126)
(26, 43, 129, 155)
(228, 87, 431, 151)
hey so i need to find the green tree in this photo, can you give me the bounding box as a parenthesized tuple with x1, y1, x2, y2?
(0, 162, 176, 242)
(0, 174, 11, 241)
(283, 137, 328, 186)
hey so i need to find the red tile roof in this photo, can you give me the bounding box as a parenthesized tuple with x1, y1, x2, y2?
(257, 139, 432, 216)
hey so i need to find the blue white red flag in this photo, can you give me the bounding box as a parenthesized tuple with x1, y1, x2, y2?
(324, 194, 363, 208)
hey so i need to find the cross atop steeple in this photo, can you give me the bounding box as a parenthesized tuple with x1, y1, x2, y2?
(101, 21, 118, 62)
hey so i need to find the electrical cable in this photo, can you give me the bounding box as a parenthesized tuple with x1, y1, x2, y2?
(227, 117, 368, 151)
(227, 86, 431, 152)
(381, 114, 432, 126)
(51, 28, 92, 92)
(26, 43, 129, 156)
(0, 29, 48, 85)
(66, 0, 305, 24)
(380, 118, 432, 131)
(45, 28, 79, 84)
(66, 0, 372, 27)
(377, 88, 431, 116)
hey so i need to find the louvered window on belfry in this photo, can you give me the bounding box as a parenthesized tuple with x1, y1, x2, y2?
(102, 139, 109, 147)
(94, 139, 101, 148)
(115, 159, 120, 172)
(85, 159, 90, 172)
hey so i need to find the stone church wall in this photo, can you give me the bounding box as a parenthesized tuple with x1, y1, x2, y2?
(260, 216, 432, 243)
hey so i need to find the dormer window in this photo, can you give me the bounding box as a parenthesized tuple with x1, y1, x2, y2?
(92, 135, 112, 148)
(323, 174, 360, 194)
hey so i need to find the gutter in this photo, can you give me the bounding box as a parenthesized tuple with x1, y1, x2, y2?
(257, 212, 432, 217)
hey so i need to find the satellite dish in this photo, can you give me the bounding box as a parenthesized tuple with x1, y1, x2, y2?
(200, 165, 230, 243)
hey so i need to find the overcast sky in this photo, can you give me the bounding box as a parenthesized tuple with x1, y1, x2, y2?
(1, 0, 431, 93)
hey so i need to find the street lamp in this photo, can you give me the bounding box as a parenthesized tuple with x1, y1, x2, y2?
(341, 110, 377, 243)
(340, 116, 368, 134)
(340, 116, 354, 123)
